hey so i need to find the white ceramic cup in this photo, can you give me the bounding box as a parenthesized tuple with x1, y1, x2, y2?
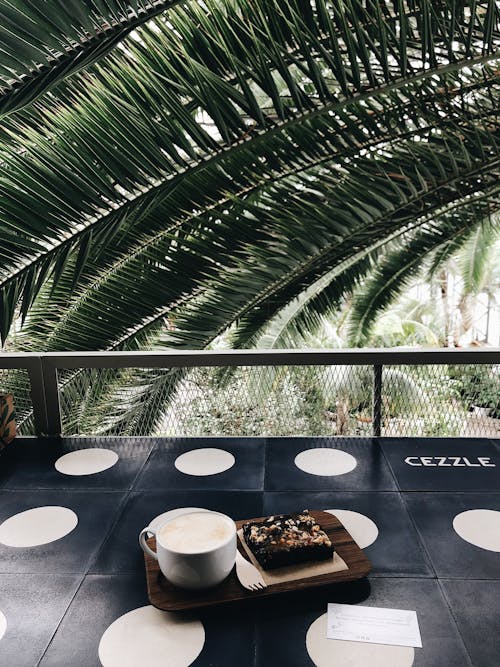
(139, 510, 237, 590)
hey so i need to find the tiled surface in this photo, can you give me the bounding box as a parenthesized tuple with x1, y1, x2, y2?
(441, 579, 500, 667)
(38, 574, 149, 667)
(0, 437, 155, 490)
(39, 574, 256, 667)
(0, 490, 126, 574)
(135, 437, 266, 490)
(255, 578, 472, 666)
(403, 492, 500, 578)
(0, 574, 81, 666)
(380, 438, 500, 491)
(0, 435, 498, 666)
(263, 491, 433, 577)
(265, 437, 397, 491)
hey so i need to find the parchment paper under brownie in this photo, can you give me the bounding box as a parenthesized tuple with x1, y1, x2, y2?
(242, 510, 334, 570)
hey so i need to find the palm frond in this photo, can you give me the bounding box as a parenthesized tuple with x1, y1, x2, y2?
(458, 217, 500, 295)
(0, 0, 183, 117)
(160, 127, 499, 351)
(229, 252, 377, 350)
(2, 0, 498, 435)
(1, 0, 498, 342)
(8, 74, 499, 350)
(346, 196, 499, 346)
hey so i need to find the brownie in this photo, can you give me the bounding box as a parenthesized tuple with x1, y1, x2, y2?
(242, 510, 334, 570)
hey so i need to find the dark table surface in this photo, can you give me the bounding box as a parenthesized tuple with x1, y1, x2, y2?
(0, 435, 499, 666)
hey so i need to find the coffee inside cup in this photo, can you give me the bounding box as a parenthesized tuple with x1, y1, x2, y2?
(158, 511, 234, 554)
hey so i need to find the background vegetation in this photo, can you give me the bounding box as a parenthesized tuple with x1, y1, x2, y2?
(0, 1, 498, 435)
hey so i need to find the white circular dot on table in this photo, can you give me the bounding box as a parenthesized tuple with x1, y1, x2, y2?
(306, 614, 414, 667)
(325, 509, 379, 549)
(174, 448, 235, 476)
(453, 509, 500, 552)
(98, 605, 204, 667)
(148, 507, 209, 533)
(0, 611, 6, 642)
(55, 448, 119, 476)
(0, 506, 78, 547)
(294, 448, 357, 477)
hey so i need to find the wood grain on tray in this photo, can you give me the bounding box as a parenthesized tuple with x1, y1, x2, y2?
(144, 510, 371, 612)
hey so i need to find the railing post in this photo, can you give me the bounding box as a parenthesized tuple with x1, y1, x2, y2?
(372, 364, 383, 437)
(27, 356, 50, 437)
(41, 357, 62, 437)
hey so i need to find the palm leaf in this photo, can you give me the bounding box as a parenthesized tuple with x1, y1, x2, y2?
(13, 126, 498, 436)
(6, 67, 499, 347)
(1, 0, 498, 341)
(0, 0, 185, 117)
(346, 197, 499, 346)
(160, 127, 499, 352)
(457, 217, 500, 295)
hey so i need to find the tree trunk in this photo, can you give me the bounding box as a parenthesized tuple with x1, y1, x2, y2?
(439, 269, 451, 347)
(336, 399, 350, 435)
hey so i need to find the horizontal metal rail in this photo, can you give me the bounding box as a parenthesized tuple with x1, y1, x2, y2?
(1, 348, 499, 368)
(1, 348, 499, 437)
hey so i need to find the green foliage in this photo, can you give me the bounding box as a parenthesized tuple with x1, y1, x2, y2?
(0, 1, 181, 117)
(450, 364, 500, 417)
(320, 365, 423, 416)
(0, 393, 15, 445)
(164, 367, 338, 438)
(0, 1, 498, 433)
(346, 203, 498, 346)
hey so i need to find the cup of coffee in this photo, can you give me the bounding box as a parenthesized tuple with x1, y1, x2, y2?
(139, 510, 237, 590)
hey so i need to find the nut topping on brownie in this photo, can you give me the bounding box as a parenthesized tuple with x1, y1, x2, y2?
(242, 510, 334, 569)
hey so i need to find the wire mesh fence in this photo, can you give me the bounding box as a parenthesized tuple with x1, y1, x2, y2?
(50, 362, 500, 438)
(381, 363, 499, 438)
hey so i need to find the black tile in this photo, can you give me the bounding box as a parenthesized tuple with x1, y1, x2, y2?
(40, 574, 256, 667)
(265, 437, 396, 491)
(255, 579, 371, 667)
(196, 605, 256, 667)
(135, 437, 266, 490)
(441, 579, 500, 667)
(39, 574, 150, 667)
(0, 437, 155, 490)
(0, 573, 81, 667)
(404, 492, 500, 578)
(255, 578, 470, 666)
(263, 491, 433, 577)
(91, 490, 263, 574)
(380, 438, 500, 491)
(0, 490, 126, 574)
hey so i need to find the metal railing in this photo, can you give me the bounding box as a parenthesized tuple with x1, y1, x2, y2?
(1, 348, 498, 438)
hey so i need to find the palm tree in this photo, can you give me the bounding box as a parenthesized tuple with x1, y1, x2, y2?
(347, 213, 499, 346)
(0, 0, 499, 434)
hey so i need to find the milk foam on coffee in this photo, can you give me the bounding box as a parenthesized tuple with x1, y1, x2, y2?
(159, 511, 234, 553)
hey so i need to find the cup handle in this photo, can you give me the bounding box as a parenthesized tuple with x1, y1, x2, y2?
(139, 527, 158, 560)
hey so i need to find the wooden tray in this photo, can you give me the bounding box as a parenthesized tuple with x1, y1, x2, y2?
(144, 510, 371, 611)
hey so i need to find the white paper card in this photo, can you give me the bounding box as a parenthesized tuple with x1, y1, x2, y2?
(327, 603, 422, 648)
